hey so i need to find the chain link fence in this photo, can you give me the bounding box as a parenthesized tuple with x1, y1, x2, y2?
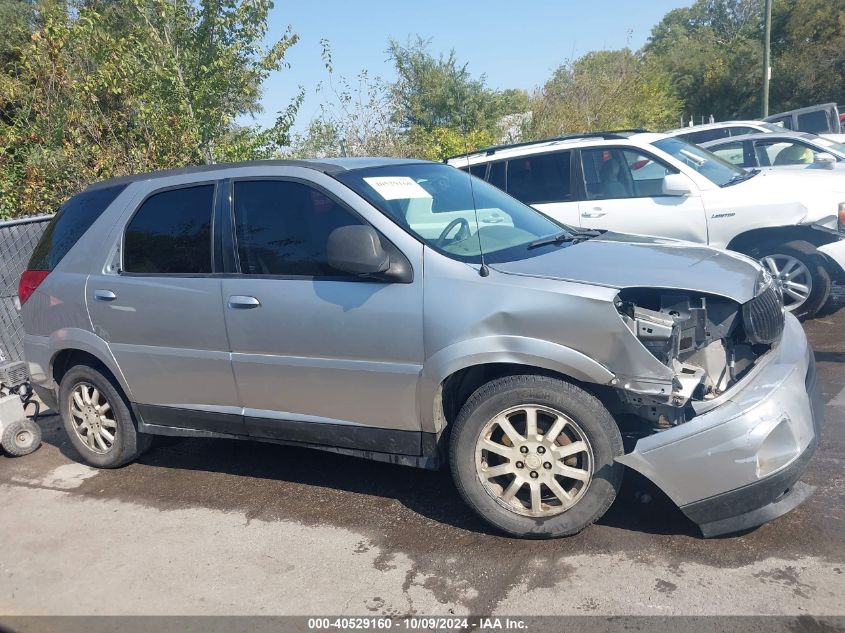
(0, 216, 52, 361)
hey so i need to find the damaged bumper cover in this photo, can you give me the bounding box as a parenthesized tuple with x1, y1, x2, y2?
(616, 313, 824, 537)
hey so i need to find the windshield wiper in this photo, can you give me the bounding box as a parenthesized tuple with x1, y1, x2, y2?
(527, 229, 601, 250)
(723, 169, 760, 187)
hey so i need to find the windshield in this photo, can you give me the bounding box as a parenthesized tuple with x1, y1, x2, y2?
(335, 163, 569, 264)
(652, 137, 746, 186)
(816, 137, 845, 157)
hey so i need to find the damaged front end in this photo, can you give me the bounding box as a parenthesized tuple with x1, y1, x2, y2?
(613, 272, 785, 431)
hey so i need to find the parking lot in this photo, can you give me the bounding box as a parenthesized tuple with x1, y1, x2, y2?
(1, 294, 843, 617)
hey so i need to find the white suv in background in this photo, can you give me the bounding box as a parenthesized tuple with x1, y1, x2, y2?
(665, 120, 845, 144)
(447, 131, 845, 317)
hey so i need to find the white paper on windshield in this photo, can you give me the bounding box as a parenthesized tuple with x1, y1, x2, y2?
(363, 176, 432, 200)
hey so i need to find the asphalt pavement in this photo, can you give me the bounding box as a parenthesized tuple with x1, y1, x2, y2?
(1, 296, 843, 617)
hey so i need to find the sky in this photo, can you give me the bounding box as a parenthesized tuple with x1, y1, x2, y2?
(252, 0, 695, 132)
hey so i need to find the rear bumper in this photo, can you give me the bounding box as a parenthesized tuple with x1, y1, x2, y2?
(617, 313, 823, 537)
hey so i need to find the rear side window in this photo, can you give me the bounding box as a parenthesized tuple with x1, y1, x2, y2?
(233, 180, 364, 276)
(488, 161, 506, 190)
(123, 185, 215, 274)
(506, 152, 572, 204)
(797, 110, 832, 134)
(28, 185, 127, 271)
(677, 128, 730, 144)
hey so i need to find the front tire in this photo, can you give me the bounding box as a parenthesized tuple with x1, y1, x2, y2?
(759, 241, 831, 319)
(449, 375, 624, 538)
(59, 365, 149, 468)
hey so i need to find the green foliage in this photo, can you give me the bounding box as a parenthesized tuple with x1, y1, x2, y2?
(0, 0, 299, 218)
(388, 36, 501, 134)
(528, 49, 682, 138)
(645, 0, 845, 121)
(408, 126, 495, 162)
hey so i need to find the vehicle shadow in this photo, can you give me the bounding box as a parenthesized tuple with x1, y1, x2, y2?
(45, 423, 701, 539)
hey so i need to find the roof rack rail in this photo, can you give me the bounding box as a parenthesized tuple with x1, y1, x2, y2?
(445, 129, 651, 161)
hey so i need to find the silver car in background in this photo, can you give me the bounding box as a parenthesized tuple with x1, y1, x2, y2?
(19, 159, 823, 538)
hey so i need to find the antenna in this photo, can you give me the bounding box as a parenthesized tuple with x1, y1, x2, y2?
(463, 157, 489, 277)
(459, 124, 489, 277)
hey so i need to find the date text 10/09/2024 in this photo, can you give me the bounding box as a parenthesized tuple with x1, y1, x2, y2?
(307, 617, 528, 631)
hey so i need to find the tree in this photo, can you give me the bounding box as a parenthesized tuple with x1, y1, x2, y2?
(288, 40, 411, 158)
(0, 0, 300, 218)
(528, 49, 682, 138)
(769, 0, 845, 111)
(387, 36, 501, 134)
(644, 0, 764, 121)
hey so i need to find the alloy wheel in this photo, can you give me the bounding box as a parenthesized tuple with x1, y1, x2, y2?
(69, 382, 117, 454)
(761, 254, 812, 311)
(474, 405, 594, 517)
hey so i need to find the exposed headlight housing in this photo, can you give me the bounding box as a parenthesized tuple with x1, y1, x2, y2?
(743, 271, 785, 345)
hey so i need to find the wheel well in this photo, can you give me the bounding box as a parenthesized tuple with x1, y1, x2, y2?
(726, 226, 837, 257)
(440, 363, 599, 429)
(52, 349, 112, 387)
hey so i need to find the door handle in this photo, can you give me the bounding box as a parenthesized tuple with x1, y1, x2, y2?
(93, 289, 117, 302)
(228, 295, 261, 309)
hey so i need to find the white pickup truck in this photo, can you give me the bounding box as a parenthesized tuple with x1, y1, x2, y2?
(447, 131, 845, 317)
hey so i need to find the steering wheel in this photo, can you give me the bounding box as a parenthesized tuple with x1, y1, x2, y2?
(436, 218, 471, 247)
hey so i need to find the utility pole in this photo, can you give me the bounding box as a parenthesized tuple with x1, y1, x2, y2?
(762, 0, 773, 117)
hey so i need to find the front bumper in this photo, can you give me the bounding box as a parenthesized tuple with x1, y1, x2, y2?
(617, 313, 823, 537)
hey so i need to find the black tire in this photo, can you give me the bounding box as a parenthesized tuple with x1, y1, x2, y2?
(1, 418, 42, 457)
(449, 374, 624, 538)
(758, 240, 832, 319)
(59, 364, 149, 468)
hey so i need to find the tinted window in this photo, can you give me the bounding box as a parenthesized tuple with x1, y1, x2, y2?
(488, 161, 506, 190)
(506, 152, 572, 204)
(678, 128, 729, 144)
(123, 185, 214, 274)
(797, 110, 832, 134)
(233, 180, 364, 276)
(468, 163, 487, 179)
(28, 185, 126, 271)
(727, 126, 757, 137)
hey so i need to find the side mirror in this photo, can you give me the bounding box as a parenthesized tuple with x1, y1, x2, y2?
(662, 173, 694, 197)
(813, 152, 837, 169)
(327, 225, 390, 276)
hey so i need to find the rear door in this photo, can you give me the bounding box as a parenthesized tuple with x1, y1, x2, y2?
(87, 182, 242, 433)
(504, 151, 581, 227)
(576, 147, 708, 243)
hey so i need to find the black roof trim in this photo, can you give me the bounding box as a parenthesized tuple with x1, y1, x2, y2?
(446, 129, 650, 161)
(84, 159, 349, 192)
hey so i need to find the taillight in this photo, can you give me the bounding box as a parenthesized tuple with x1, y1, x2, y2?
(18, 270, 49, 306)
(839, 202, 845, 232)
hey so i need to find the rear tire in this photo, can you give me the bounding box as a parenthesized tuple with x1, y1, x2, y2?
(449, 375, 624, 538)
(759, 241, 831, 319)
(59, 365, 149, 468)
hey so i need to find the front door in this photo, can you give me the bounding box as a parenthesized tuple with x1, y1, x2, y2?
(576, 147, 708, 243)
(220, 178, 425, 455)
(87, 182, 242, 433)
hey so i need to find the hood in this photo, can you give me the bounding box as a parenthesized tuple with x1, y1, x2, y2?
(490, 232, 761, 303)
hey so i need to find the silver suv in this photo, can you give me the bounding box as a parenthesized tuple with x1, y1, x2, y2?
(20, 158, 823, 538)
